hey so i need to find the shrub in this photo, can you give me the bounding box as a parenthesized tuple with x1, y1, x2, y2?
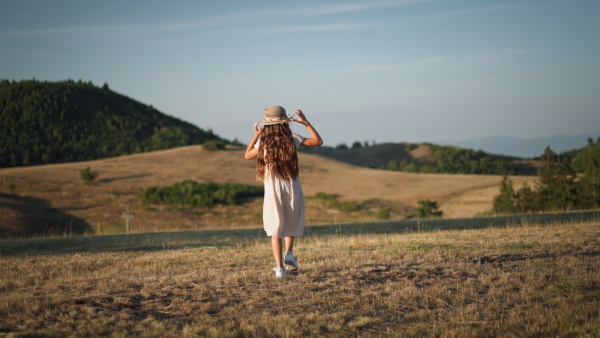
(416, 200, 443, 218)
(314, 192, 359, 212)
(143, 180, 263, 207)
(80, 167, 99, 184)
(376, 208, 390, 220)
(202, 140, 226, 151)
(314, 192, 338, 200)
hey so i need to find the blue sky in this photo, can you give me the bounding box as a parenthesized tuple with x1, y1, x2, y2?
(1, 0, 599, 147)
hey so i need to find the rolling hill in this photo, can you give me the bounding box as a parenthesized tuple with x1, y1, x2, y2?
(302, 142, 540, 175)
(0, 145, 536, 238)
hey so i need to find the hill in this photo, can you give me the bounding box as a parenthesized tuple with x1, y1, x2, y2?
(0, 79, 225, 168)
(0, 146, 536, 238)
(302, 142, 539, 175)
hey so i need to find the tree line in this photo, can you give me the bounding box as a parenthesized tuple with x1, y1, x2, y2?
(493, 138, 600, 213)
(387, 143, 536, 175)
(0, 79, 226, 168)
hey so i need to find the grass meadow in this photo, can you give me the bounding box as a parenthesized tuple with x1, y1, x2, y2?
(0, 217, 599, 337)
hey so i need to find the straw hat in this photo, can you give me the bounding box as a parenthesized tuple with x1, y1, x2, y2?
(259, 105, 292, 125)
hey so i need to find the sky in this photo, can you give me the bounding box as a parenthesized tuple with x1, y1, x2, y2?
(1, 0, 599, 148)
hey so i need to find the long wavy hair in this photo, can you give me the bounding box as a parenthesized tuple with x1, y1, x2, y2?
(256, 124, 299, 181)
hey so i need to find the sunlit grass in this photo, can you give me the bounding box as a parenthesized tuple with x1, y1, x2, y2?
(1, 219, 599, 337)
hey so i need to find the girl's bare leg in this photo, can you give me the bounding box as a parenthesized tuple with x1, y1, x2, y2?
(285, 237, 294, 253)
(271, 236, 283, 268)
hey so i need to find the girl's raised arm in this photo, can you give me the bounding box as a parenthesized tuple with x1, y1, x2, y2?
(293, 110, 323, 147)
(244, 121, 261, 160)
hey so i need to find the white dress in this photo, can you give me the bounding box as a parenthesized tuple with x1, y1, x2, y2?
(255, 133, 306, 237)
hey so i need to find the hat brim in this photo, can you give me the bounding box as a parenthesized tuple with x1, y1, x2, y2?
(258, 120, 289, 126)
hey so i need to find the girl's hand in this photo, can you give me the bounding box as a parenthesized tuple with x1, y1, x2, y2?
(253, 121, 262, 134)
(292, 109, 310, 126)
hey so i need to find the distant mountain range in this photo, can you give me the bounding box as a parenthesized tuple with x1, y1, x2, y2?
(436, 133, 600, 158)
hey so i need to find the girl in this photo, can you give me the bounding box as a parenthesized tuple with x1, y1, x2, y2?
(245, 105, 323, 278)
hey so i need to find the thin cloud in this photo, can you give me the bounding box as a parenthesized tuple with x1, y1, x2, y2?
(321, 47, 542, 75)
(341, 56, 447, 73)
(285, 0, 438, 16)
(448, 67, 547, 92)
(209, 0, 436, 19)
(429, 3, 564, 18)
(0, 0, 430, 39)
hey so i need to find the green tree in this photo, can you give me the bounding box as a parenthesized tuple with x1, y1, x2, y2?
(416, 200, 443, 218)
(202, 140, 226, 151)
(536, 147, 577, 211)
(387, 159, 399, 171)
(575, 137, 600, 208)
(514, 183, 539, 213)
(150, 126, 189, 151)
(493, 176, 516, 214)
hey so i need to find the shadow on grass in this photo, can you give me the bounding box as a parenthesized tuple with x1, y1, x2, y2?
(1, 211, 598, 257)
(97, 173, 152, 183)
(0, 193, 93, 239)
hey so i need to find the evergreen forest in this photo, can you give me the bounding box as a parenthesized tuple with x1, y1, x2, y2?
(387, 143, 536, 175)
(493, 138, 600, 213)
(0, 79, 226, 168)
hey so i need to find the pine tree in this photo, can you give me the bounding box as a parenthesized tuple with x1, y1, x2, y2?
(554, 156, 576, 211)
(577, 137, 600, 208)
(535, 146, 577, 211)
(493, 176, 516, 214)
(416, 200, 443, 218)
(515, 183, 539, 213)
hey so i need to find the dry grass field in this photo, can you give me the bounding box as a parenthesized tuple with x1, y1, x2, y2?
(0, 145, 536, 237)
(0, 218, 598, 337)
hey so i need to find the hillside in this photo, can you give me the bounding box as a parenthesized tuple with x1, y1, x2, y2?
(302, 142, 540, 175)
(0, 146, 536, 238)
(0, 79, 225, 168)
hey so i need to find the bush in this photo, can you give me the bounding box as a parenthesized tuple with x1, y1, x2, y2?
(416, 200, 443, 218)
(376, 208, 391, 220)
(143, 180, 263, 207)
(314, 192, 359, 212)
(202, 140, 226, 151)
(314, 192, 338, 200)
(80, 167, 99, 184)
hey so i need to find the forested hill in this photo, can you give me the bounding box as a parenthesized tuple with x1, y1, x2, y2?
(0, 80, 225, 168)
(301, 142, 540, 175)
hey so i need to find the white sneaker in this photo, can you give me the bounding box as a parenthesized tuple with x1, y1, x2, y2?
(284, 253, 299, 271)
(273, 267, 288, 278)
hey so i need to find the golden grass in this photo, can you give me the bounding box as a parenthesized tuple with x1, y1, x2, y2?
(1, 219, 598, 337)
(0, 145, 536, 219)
(1, 146, 538, 237)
